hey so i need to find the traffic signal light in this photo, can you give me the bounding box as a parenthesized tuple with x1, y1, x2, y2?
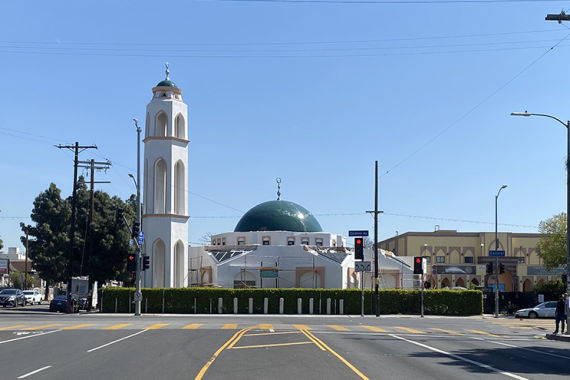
(131, 221, 140, 239)
(413, 257, 423, 274)
(486, 262, 493, 274)
(562, 274, 567, 285)
(142, 255, 150, 271)
(354, 238, 364, 260)
(115, 207, 125, 226)
(127, 253, 138, 272)
(499, 263, 505, 274)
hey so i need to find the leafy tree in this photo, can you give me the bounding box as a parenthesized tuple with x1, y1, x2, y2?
(536, 213, 567, 270)
(21, 181, 135, 288)
(534, 280, 565, 301)
(0, 237, 3, 250)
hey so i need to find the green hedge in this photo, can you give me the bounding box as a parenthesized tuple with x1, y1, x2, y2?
(101, 288, 482, 315)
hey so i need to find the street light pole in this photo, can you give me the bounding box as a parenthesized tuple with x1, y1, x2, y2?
(495, 185, 507, 318)
(133, 118, 142, 317)
(511, 111, 570, 331)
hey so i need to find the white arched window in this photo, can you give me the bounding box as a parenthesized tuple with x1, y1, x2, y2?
(154, 158, 167, 213)
(153, 239, 166, 288)
(145, 112, 150, 138)
(156, 112, 167, 137)
(174, 241, 184, 287)
(175, 114, 185, 139)
(174, 160, 185, 215)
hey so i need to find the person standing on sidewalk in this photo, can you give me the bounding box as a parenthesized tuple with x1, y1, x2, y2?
(554, 295, 566, 335)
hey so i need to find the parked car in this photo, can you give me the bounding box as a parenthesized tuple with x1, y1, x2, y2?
(0, 289, 27, 307)
(49, 295, 68, 312)
(23, 290, 43, 305)
(514, 301, 557, 319)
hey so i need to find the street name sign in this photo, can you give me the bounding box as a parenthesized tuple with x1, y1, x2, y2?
(355, 261, 371, 272)
(349, 230, 369, 237)
(489, 250, 505, 257)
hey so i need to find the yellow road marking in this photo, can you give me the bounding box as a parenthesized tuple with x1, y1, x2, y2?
(430, 328, 463, 335)
(257, 324, 274, 330)
(244, 331, 299, 337)
(103, 323, 131, 330)
(144, 323, 168, 330)
(299, 329, 326, 351)
(0, 325, 26, 330)
(508, 326, 533, 329)
(231, 341, 313, 350)
(466, 329, 503, 338)
(23, 324, 61, 331)
(329, 325, 350, 331)
(293, 324, 311, 331)
(182, 323, 203, 330)
(61, 324, 94, 330)
(303, 329, 369, 380)
(222, 324, 238, 330)
(195, 327, 253, 380)
(394, 326, 424, 334)
(362, 325, 388, 333)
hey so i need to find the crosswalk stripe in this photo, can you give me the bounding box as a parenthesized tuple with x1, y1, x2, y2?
(257, 324, 274, 330)
(182, 323, 203, 330)
(394, 326, 424, 334)
(329, 325, 351, 332)
(466, 329, 503, 338)
(103, 324, 131, 330)
(362, 325, 387, 333)
(293, 324, 311, 331)
(222, 324, 238, 330)
(430, 328, 463, 335)
(144, 324, 168, 330)
(0, 325, 26, 330)
(23, 324, 61, 331)
(61, 324, 94, 330)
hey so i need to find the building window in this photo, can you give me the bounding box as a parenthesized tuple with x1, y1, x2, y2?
(464, 256, 474, 264)
(222, 238, 226, 246)
(315, 238, 323, 247)
(518, 257, 525, 264)
(436, 256, 445, 264)
(262, 236, 270, 245)
(423, 256, 431, 264)
(237, 237, 245, 246)
(287, 237, 295, 246)
(301, 238, 309, 245)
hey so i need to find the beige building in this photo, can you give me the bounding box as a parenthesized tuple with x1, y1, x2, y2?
(378, 230, 564, 292)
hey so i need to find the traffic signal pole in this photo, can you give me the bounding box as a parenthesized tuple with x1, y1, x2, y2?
(134, 119, 142, 317)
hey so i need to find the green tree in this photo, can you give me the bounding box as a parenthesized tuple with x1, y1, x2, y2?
(0, 237, 3, 250)
(536, 213, 567, 270)
(21, 181, 135, 288)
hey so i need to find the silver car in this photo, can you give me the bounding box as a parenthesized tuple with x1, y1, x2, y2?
(514, 301, 557, 319)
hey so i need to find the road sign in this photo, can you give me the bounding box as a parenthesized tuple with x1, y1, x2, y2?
(129, 239, 134, 247)
(489, 250, 505, 257)
(134, 292, 142, 302)
(349, 230, 369, 237)
(355, 261, 371, 272)
(260, 267, 278, 278)
(138, 231, 144, 245)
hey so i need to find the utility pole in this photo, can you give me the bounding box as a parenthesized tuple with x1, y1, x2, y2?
(366, 161, 382, 317)
(56, 142, 97, 313)
(25, 229, 28, 289)
(134, 118, 142, 317)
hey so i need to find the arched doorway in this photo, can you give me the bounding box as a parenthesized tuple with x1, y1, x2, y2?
(441, 278, 451, 288)
(455, 278, 466, 288)
(471, 278, 480, 288)
(523, 279, 533, 292)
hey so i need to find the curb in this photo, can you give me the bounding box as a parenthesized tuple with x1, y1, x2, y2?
(545, 333, 570, 342)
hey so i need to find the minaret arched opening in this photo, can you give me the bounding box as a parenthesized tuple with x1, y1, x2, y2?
(174, 240, 184, 287)
(154, 158, 167, 213)
(174, 160, 185, 215)
(175, 114, 185, 139)
(156, 112, 168, 137)
(153, 239, 166, 287)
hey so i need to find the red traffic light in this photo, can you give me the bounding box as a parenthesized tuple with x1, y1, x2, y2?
(128, 255, 135, 261)
(415, 258, 421, 263)
(356, 239, 362, 245)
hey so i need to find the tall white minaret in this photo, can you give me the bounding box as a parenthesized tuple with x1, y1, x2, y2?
(143, 63, 189, 288)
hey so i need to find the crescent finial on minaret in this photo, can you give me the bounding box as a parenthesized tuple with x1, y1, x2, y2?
(165, 62, 170, 80)
(276, 178, 282, 201)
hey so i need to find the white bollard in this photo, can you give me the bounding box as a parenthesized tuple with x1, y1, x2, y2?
(298, 298, 302, 314)
(339, 299, 344, 315)
(279, 298, 284, 314)
(218, 297, 223, 314)
(249, 298, 253, 314)
(233, 297, 238, 314)
(264, 297, 269, 314)
(309, 298, 314, 314)
(326, 298, 331, 315)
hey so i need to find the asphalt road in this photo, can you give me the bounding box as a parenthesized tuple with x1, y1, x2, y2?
(0, 307, 568, 380)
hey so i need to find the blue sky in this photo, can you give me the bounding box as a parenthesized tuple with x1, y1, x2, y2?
(1, 0, 570, 251)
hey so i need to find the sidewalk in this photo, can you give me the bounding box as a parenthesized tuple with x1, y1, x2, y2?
(546, 333, 570, 342)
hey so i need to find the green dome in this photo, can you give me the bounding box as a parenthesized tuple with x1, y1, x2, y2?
(156, 79, 177, 88)
(234, 200, 323, 233)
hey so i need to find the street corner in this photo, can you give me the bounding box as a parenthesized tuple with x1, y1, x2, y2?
(545, 333, 570, 342)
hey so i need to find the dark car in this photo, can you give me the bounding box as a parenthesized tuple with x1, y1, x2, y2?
(0, 289, 26, 307)
(49, 295, 68, 312)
